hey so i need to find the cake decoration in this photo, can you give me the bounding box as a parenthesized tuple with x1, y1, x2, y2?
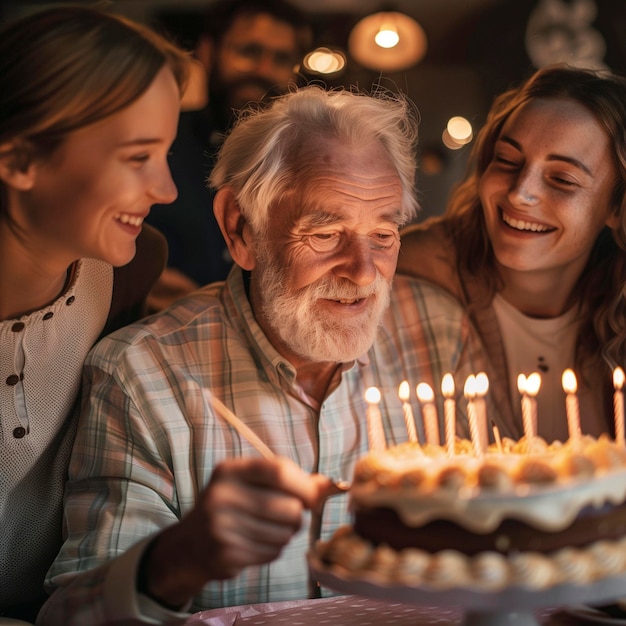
(314, 367, 626, 593)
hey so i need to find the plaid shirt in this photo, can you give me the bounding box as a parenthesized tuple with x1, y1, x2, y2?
(39, 269, 486, 625)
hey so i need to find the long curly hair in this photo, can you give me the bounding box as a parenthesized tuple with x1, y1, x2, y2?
(445, 64, 626, 368)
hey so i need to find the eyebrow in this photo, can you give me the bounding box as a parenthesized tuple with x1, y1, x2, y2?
(299, 211, 341, 229)
(298, 208, 403, 230)
(499, 136, 593, 176)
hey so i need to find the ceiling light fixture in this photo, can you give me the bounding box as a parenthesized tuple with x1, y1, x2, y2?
(348, 11, 427, 72)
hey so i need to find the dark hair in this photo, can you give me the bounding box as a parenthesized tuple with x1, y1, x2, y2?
(446, 64, 626, 366)
(0, 6, 188, 172)
(202, 0, 312, 56)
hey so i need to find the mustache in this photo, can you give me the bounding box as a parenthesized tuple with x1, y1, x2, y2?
(305, 275, 386, 301)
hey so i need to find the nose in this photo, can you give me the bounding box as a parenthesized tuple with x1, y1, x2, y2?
(509, 168, 539, 207)
(150, 164, 178, 205)
(334, 236, 378, 286)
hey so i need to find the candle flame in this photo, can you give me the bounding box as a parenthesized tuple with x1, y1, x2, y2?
(526, 372, 541, 396)
(398, 380, 410, 402)
(562, 369, 577, 394)
(475, 372, 489, 396)
(517, 373, 527, 395)
(464, 374, 476, 399)
(441, 373, 455, 398)
(365, 386, 381, 404)
(416, 382, 434, 403)
(615, 366, 625, 390)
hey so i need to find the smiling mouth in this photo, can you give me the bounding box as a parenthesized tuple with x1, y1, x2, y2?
(333, 298, 364, 305)
(115, 213, 144, 227)
(501, 210, 553, 233)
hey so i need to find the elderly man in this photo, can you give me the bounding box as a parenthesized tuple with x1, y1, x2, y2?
(39, 86, 485, 625)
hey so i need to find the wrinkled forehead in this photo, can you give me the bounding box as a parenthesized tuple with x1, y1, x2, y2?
(277, 136, 404, 227)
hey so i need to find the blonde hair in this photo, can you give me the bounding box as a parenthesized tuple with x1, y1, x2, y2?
(0, 6, 188, 176)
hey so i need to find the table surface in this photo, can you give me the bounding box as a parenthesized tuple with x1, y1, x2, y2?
(184, 596, 592, 626)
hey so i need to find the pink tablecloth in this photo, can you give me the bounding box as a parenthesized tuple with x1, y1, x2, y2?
(185, 596, 570, 625)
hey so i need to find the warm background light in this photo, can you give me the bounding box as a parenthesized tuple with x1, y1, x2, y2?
(303, 47, 346, 75)
(348, 11, 427, 71)
(442, 116, 473, 151)
(375, 25, 399, 48)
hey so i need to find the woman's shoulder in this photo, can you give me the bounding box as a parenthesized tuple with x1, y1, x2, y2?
(397, 217, 460, 296)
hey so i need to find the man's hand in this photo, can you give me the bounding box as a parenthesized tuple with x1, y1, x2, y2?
(137, 457, 331, 609)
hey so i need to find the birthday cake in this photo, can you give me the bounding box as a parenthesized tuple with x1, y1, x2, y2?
(315, 434, 626, 591)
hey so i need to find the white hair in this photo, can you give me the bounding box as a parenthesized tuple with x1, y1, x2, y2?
(208, 85, 420, 234)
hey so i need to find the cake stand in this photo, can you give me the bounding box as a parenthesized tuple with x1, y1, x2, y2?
(308, 551, 626, 626)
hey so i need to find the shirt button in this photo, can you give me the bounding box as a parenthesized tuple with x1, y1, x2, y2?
(6, 374, 20, 386)
(11, 322, 25, 332)
(43, 312, 54, 320)
(66, 296, 75, 305)
(13, 427, 27, 439)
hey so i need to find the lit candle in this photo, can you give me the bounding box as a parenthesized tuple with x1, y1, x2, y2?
(614, 367, 625, 446)
(491, 419, 503, 453)
(517, 373, 533, 440)
(365, 386, 386, 451)
(441, 373, 456, 456)
(416, 382, 439, 446)
(562, 369, 581, 442)
(464, 375, 482, 456)
(474, 372, 489, 451)
(525, 372, 541, 437)
(398, 381, 418, 443)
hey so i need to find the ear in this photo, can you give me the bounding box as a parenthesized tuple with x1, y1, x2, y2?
(213, 187, 256, 270)
(0, 142, 36, 191)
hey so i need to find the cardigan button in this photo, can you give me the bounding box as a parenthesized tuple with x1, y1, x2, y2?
(43, 312, 54, 320)
(11, 322, 25, 332)
(6, 374, 20, 386)
(13, 427, 27, 439)
(66, 296, 75, 305)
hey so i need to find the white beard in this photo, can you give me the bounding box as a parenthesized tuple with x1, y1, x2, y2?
(255, 243, 391, 363)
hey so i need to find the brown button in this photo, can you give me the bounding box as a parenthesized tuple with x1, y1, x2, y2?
(11, 322, 25, 332)
(66, 296, 75, 305)
(43, 312, 53, 320)
(6, 374, 19, 386)
(13, 427, 27, 439)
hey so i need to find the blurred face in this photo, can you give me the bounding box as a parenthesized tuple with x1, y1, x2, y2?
(212, 13, 300, 113)
(19, 66, 180, 268)
(250, 138, 403, 364)
(480, 97, 618, 288)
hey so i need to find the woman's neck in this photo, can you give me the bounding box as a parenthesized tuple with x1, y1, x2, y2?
(497, 265, 579, 319)
(0, 231, 73, 321)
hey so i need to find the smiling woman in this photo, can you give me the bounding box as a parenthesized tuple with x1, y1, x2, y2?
(0, 6, 189, 622)
(397, 64, 626, 446)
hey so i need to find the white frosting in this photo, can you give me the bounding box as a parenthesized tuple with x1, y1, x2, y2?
(350, 436, 626, 532)
(315, 529, 626, 592)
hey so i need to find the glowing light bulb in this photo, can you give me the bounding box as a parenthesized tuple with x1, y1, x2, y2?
(375, 26, 399, 48)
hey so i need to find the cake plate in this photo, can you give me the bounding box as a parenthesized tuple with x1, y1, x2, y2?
(309, 551, 626, 626)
